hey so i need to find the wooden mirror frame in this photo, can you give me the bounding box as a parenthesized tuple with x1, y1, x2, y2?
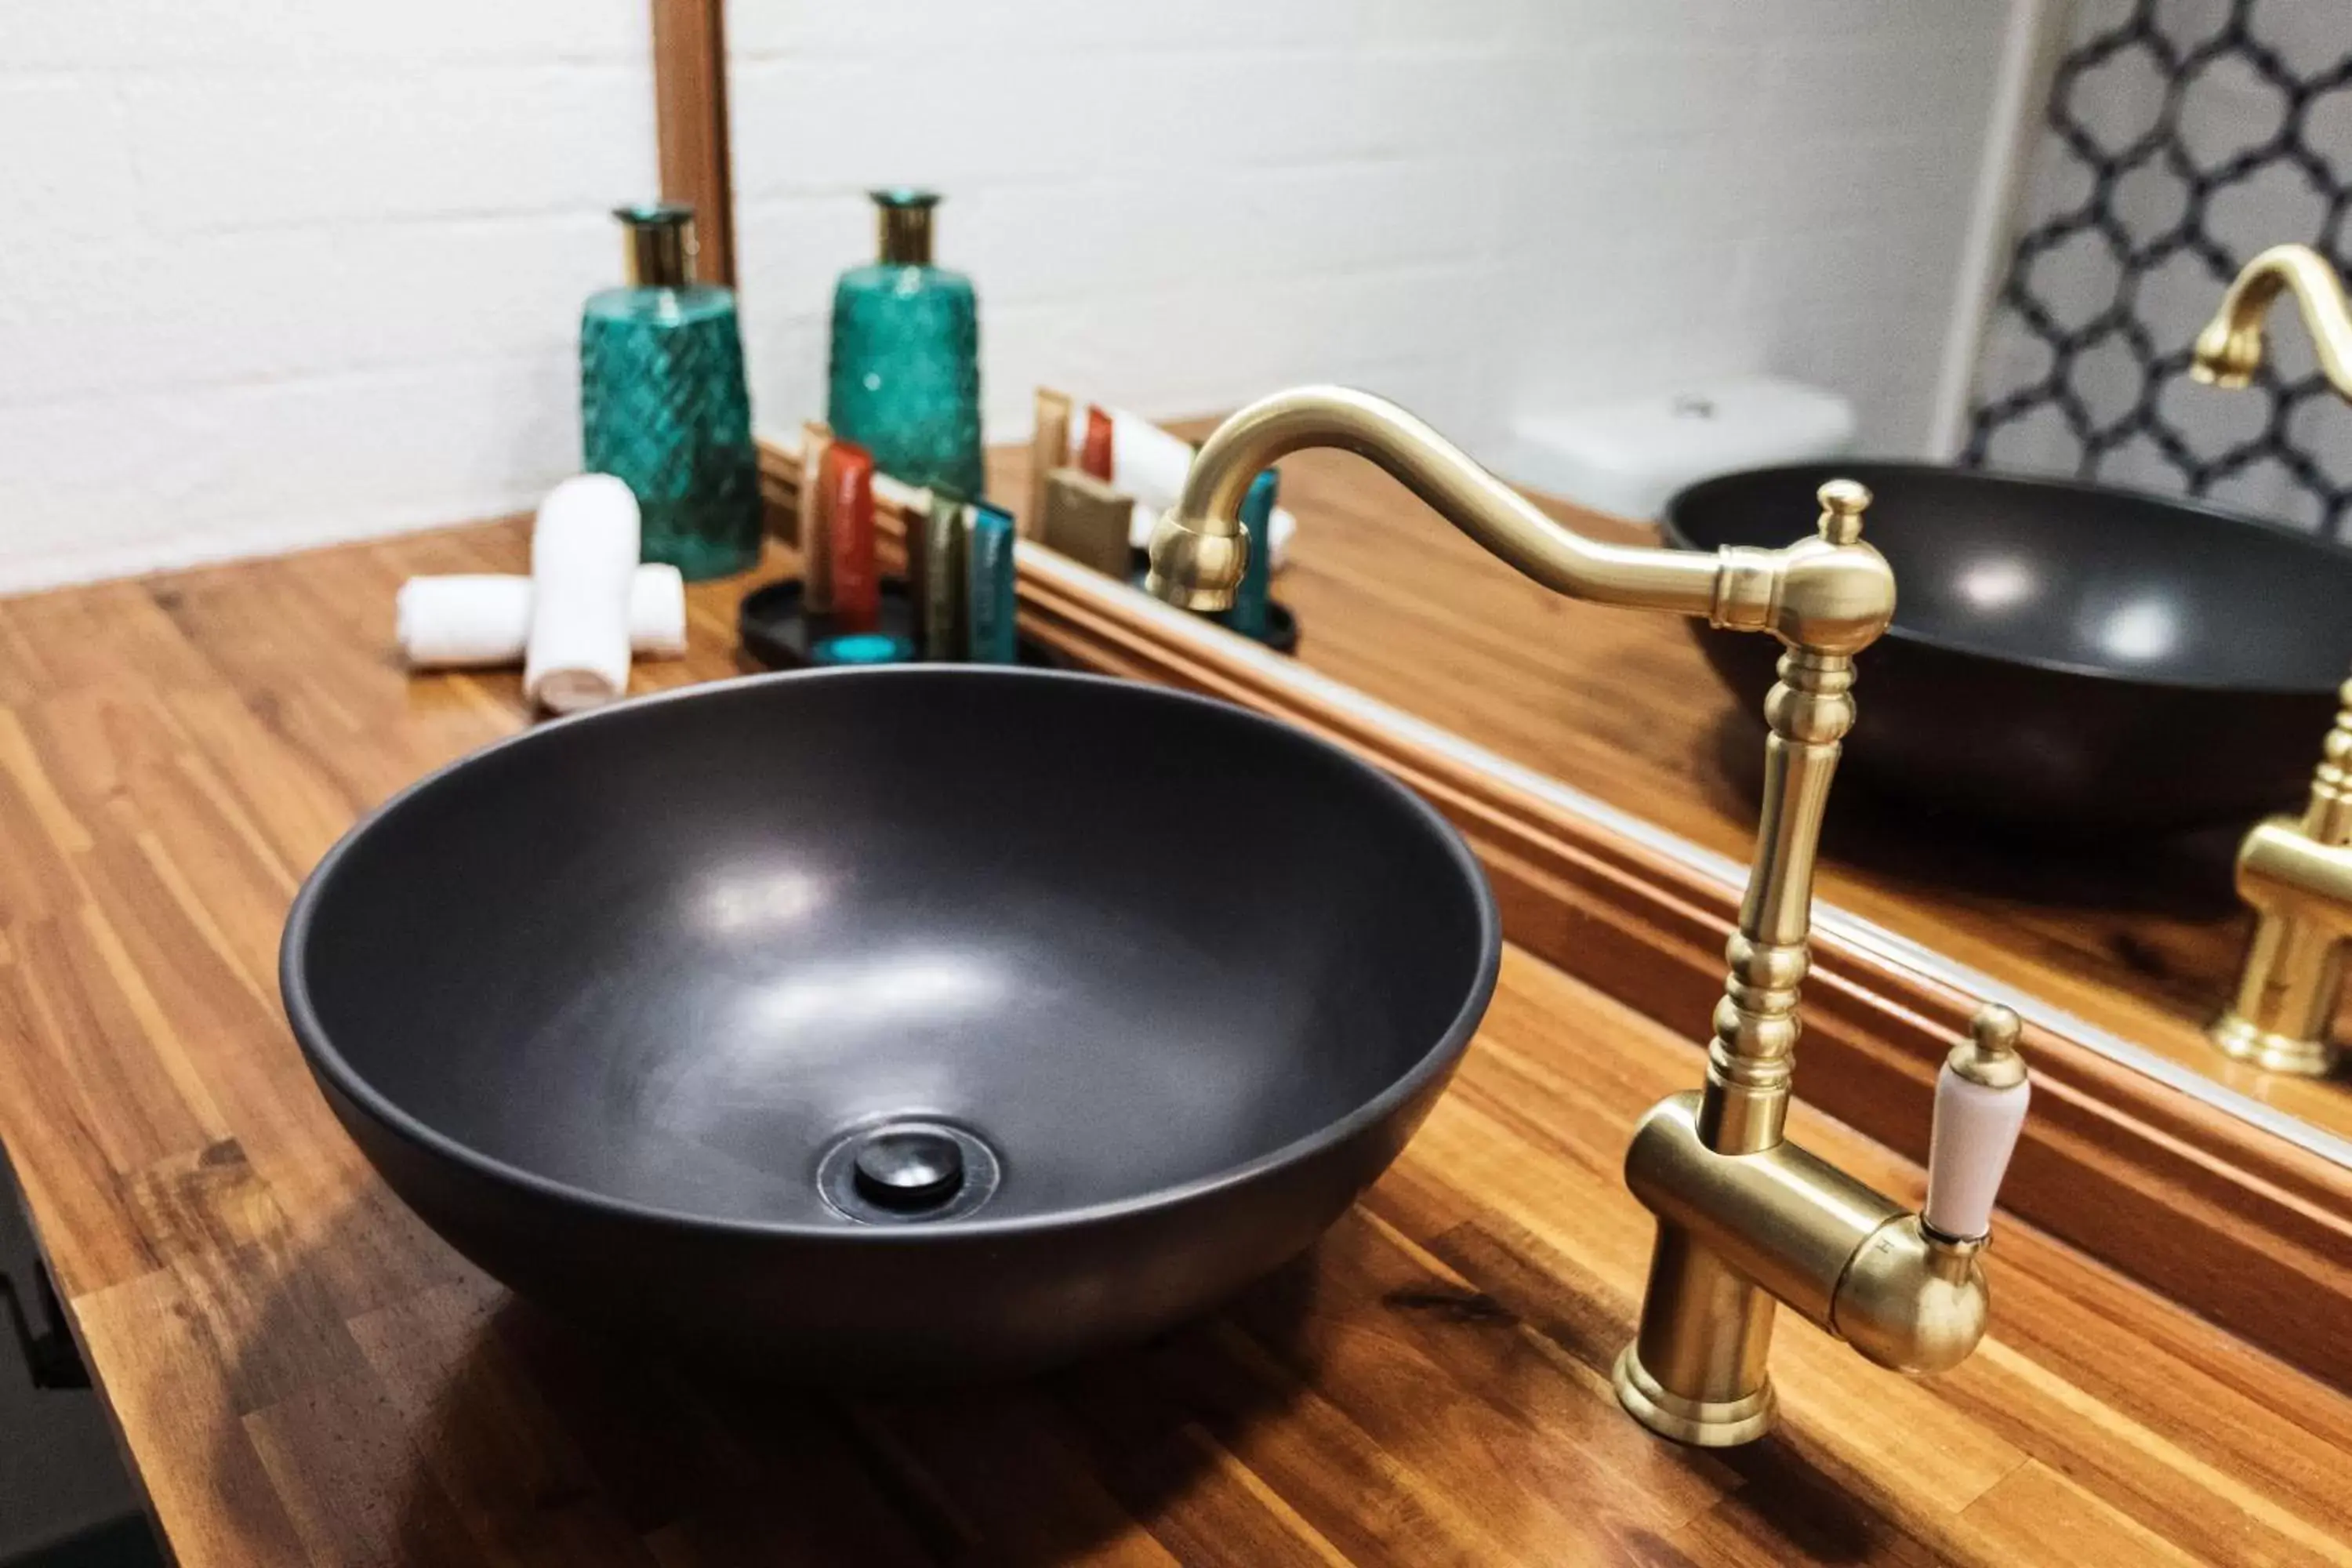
(651, 0, 735, 287)
(670, 13, 2352, 1390)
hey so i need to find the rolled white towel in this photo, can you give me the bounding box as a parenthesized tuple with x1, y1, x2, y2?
(1127, 497, 1295, 566)
(398, 566, 687, 670)
(523, 474, 641, 714)
(1085, 406, 1298, 569)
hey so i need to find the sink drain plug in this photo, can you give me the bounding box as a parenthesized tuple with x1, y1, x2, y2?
(818, 1120, 1001, 1224)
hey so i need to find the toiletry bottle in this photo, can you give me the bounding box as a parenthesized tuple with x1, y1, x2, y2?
(827, 191, 985, 500)
(966, 503, 1018, 664)
(1080, 405, 1116, 481)
(822, 440, 880, 635)
(914, 495, 971, 661)
(1215, 469, 1278, 641)
(1040, 468, 1135, 579)
(580, 204, 762, 580)
(1028, 389, 1073, 538)
(798, 421, 834, 610)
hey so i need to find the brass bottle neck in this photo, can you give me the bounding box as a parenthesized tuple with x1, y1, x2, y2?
(873, 189, 939, 267)
(616, 203, 697, 288)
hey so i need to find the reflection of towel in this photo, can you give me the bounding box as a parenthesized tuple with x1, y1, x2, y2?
(1127, 498, 1295, 568)
(398, 567, 687, 670)
(523, 475, 641, 713)
(1084, 406, 1297, 568)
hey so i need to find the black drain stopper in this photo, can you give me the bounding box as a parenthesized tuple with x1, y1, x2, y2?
(851, 1128, 966, 1210)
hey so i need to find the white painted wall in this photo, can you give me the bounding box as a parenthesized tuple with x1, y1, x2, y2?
(732, 1, 2013, 479)
(2, 2, 2015, 593)
(0, 0, 655, 593)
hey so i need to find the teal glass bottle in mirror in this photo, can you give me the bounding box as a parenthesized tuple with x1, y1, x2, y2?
(827, 190, 985, 499)
(580, 203, 761, 579)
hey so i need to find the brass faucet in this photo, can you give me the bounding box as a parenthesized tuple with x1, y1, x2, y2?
(2190, 242, 2352, 397)
(1147, 386, 2034, 1445)
(2192, 243, 2352, 1077)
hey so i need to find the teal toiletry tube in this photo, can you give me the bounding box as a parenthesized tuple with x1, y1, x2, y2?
(966, 503, 1018, 664)
(1218, 469, 1278, 641)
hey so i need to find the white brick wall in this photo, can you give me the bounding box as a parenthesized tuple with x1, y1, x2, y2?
(0, 0, 655, 593)
(4, 1, 2011, 593)
(733, 0, 2013, 480)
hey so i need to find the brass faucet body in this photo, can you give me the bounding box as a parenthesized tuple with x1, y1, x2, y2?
(1148, 386, 2011, 1446)
(2194, 244, 2352, 1077)
(2208, 680, 2352, 1076)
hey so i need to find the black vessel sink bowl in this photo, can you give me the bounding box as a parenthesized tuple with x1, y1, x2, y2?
(282, 668, 1498, 1381)
(1664, 463, 2352, 836)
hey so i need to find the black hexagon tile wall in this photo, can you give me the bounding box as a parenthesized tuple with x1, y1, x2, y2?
(1966, 0, 2352, 533)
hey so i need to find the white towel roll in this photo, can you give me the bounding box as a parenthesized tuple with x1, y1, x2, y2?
(1104, 406, 1198, 505)
(1127, 498, 1295, 566)
(1090, 406, 1298, 568)
(397, 568, 687, 670)
(523, 475, 641, 714)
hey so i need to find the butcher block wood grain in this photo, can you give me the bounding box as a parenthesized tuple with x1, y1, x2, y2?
(0, 526, 2348, 1565)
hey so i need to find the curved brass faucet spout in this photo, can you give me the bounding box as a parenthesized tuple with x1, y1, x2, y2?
(2190, 242, 2352, 394)
(1146, 386, 1894, 656)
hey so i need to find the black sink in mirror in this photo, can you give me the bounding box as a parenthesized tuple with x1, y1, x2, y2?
(281, 667, 1499, 1381)
(1665, 463, 2352, 836)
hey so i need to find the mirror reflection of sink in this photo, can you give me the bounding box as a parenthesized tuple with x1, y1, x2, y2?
(1664, 463, 2352, 836)
(280, 666, 1499, 1381)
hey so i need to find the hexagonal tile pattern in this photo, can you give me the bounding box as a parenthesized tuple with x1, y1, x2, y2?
(2028, 227, 2129, 330)
(2068, 328, 2151, 427)
(2288, 386, 2352, 484)
(2067, 37, 2172, 155)
(2158, 362, 2273, 457)
(2154, 0, 2233, 55)
(2178, 52, 2290, 170)
(2203, 158, 2331, 256)
(1965, 0, 2352, 536)
(2111, 160, 2195, 240)
(2303, 85, 2352, 181)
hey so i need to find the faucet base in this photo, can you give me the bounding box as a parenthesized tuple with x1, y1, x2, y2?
(1613, 1345, 1775, 1447)
(2211, 1011, 2338, 1076)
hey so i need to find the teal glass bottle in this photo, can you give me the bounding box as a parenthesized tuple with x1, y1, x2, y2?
(827, 190, 985, 500)
(580, 203, 762, 580)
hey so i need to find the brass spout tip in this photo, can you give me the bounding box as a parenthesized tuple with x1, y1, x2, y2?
(1143, 509, 1245, 612)
(1143, 573, 1237, 612)
(2191, 320, 2262, 388)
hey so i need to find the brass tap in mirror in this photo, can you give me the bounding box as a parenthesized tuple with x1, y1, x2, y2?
(1146, 387, 2035, 1445)
(2190, 242, 2352, 399)
(2195, 245, 2352, 1078)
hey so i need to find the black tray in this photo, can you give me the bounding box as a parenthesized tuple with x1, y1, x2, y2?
(738, 577, 1063, 671)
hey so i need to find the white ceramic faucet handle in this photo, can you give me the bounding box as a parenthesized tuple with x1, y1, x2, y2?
(1922, 1004, 2031, 1243)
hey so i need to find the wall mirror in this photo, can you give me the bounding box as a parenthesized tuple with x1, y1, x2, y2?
(653, 0, 2352, 1384)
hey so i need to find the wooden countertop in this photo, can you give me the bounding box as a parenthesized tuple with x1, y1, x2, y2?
(1003, 433, 2352, 1141)
(1, 521, 2348, 1565)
